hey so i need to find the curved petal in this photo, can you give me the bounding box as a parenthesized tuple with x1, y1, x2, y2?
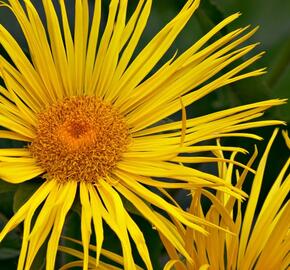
(0, 161, 44, 183)
(98, 179, 136, 270)
(0, 180, 55, 242)
(163, 260, 187, 270)
(46, 181, 77, 270)
(80, 182, 92, 270)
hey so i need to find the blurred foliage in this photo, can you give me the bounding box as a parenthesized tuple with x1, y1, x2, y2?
(0, 0, 289, 269)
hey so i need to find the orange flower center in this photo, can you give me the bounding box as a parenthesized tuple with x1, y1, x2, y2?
(30, 96, 130, 183)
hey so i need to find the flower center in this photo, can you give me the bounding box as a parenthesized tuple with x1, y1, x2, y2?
(30, 96, 130, 183)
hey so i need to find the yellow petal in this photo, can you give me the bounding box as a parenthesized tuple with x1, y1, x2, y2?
(98, 179, 136, 270)
(25, 184, 59, 270)
(84, 0, 101, 94)
(124, 211, 152, 270)
(0, 114, 35, 139)
(80, 182, 92, 270)
(0, 180, 55, 242)
(88, 185, 104, 266)
(163, 260, 187, 270)
(282, 130, 290, 149)
(238, 129, 279, 262)
(115, 183, 193, 264)
(113, 0, 200, 107)
(46, 181, 77, 270)
(0, 161, 44, 183)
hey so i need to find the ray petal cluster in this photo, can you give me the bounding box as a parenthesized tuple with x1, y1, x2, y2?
(163, 129, 290, 270)
(0, 0, 286, 269)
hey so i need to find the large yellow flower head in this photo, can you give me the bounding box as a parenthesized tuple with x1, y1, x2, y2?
(162, 129, 290, 270)
(0, 0, 285, 269)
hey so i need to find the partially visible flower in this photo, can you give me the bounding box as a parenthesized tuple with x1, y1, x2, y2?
(0, 0, 286, 269)
(163, 128, 290, 270)
(58, 237, 143, 270)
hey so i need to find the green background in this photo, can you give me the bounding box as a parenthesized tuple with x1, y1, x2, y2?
(0, 0, 289, 269)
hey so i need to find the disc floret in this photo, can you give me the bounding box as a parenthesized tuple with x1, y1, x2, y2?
(30, 96, 130, 183)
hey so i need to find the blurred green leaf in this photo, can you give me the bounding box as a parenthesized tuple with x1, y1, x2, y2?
(0, 213, 21, 263)
(13, 182, 41, 213)
(30, 242, 46, 270)
(0, 191, 14, 217)
(121, 196, 144, 218)
(0, 248, 19, 260)
(227, 75, 272, 104)
(60, 211, 82, 267)
(196, 0, 226, 36)
(70, 197, 81, 217)
(267, 36, 290, 88)
(0, 180, 18, 194)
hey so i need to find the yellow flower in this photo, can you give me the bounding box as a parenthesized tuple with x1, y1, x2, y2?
(163, 128, 290, 270)
(0, 0, 285, 269)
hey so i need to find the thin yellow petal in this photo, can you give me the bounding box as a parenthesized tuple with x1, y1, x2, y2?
(89, 0, 119, 97)
(0, 16, 49, 105)
(80, 182, 92, 270)
(0, 115, 35, 139)
(238, 129, 278, 264)
(115, 183, 193, 264)
(84, 0, 101, 94)
(113, 0, 200, 106)
(25, 184, 59, 270)
(0, 181, 55, 242)
(41, 0, 69, 98)
(282, 130, 290, 149)
(46, 181, 77, 270)
(88, 185, 104, 266)
(105, 0, 152, 101)
(163, 260, 187, 270)
(124, 211, 152, 270)
(98, 179, 135, 270)
(0, 162, 44, 183)
(98, 0, 128, 99)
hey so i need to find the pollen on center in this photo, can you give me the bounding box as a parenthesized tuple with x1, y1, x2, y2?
(29, 96, 130, 183)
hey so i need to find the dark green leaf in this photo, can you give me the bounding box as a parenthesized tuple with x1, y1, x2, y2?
(0, 180, 18, 194)
(30, 242, 46, 270)
(0, 248, 19, 260)
(13, 182, 41, 213)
